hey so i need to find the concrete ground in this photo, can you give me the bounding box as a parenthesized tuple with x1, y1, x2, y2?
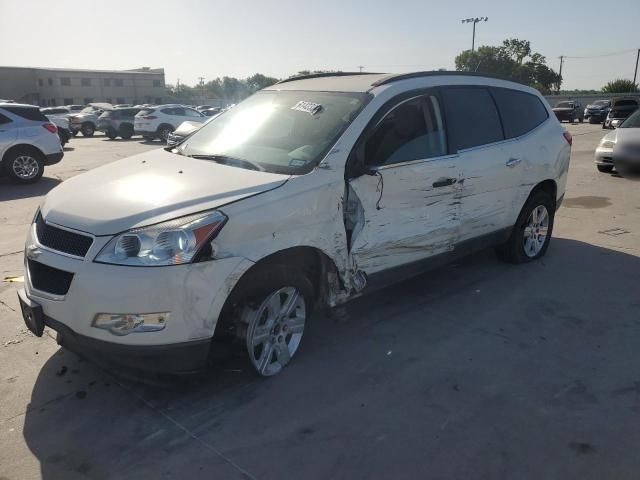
(1, 125, 640, 479)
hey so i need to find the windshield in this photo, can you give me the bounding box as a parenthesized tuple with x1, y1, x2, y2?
(556, 102, 573, 108)
(620, 109, 640, 128)
(592, 100, 609, 106)
(178, 90, 370, 175)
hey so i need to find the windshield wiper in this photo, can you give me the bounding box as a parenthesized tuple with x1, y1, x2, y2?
(188, 154, 264, 171)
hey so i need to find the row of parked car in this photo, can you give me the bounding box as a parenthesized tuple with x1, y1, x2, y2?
(41, 103, 224, 142)
(552, 97, 639, 129)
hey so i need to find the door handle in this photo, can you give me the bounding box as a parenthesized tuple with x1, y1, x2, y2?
(506, 157, 522, 168)
(432, 177, 457, 188)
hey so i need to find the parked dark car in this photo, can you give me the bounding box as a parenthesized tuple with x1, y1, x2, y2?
(603, 97, 639, 129)
(96, 107, 141, 139)
(584, 99, 610, 124)
(552, 101, 584, 123)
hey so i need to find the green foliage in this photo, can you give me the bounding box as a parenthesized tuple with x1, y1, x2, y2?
(455, 38, 561, 94)
(166, 72, 279, 103)
(602, 79, 638, 93)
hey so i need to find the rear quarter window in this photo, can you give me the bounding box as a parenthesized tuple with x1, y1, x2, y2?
(491, 88, 549, 139)
(441, 87, 504, 150)
(4, 106, 48, 122)
(0, 112, 12, 125)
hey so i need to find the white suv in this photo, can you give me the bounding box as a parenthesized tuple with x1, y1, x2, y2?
(134, 105, 205, 142)
(18, 72, 570, 377)
(0, 103, 64, 183)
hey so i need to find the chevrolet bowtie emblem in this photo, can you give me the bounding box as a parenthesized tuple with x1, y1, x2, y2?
(26, 245, 42, 260)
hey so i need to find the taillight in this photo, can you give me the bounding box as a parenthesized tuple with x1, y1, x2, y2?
(563, 130, 572, 146)
(142, 115, 157, 120)
(43, 123, 57, 134)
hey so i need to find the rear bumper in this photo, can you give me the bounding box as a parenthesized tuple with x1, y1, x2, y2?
(44, 152, 64, 165)
(47, 315, 211, 375)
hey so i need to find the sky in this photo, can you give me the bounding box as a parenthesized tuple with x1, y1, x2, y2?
(1, 0, 639, 90)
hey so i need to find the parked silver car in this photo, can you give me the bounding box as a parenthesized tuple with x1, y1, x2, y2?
(0, 103, 63, 183)
(96, 107, 141, 140)
(69, 103, 112, 137)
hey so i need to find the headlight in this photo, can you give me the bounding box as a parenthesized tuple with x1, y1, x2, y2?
(599, 139, 615, 149)
(95, 210, 227, 266)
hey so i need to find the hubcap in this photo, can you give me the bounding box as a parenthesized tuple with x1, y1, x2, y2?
(12, 155, 39, 180)
(245, 286, 306, 376)
(523, 205, 549, 258)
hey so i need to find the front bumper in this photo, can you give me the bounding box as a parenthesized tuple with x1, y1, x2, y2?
(22, 221, 254, 348)
(595, 146, 613, 166)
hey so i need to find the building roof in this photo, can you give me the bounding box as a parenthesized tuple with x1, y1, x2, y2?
(0, 65, 164, 75)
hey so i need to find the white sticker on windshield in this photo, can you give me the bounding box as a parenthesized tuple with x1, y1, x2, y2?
(291, 101, 323, 115)
(289, 159, 306, 167)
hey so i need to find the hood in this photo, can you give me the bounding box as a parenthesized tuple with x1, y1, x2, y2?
(41, 149, 290, 235)
(611, 127, 640, 143)
(586, 104, 607, 110)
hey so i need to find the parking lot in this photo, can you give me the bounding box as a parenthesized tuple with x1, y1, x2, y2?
(1, 123, 640, 479)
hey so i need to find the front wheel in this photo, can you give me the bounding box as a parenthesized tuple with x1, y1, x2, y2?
(597, 164, 613, 173)
(158, 125, 173, 143)
(81, 122, 95, 137)
(497, 190, 555, 264)
(224, 266, 314, 377)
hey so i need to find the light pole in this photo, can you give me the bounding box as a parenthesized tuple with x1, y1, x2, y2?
(461, 17, 488, 52)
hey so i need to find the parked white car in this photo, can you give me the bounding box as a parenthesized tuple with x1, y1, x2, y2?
(18, 72, 570, 377)
(41, 108, 72, 146)
(0, 103, 63, 183)
(134, 105, 205, 142)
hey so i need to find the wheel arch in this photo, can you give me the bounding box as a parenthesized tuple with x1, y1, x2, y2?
(528, 179, 557, 209)
(214, 246, 340, 338)
(1, 143, 45, 170)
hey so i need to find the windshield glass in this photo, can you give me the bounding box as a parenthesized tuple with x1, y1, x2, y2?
(592, 100, 609, 106)
(556, 102, 573, 108)
(620, 109, 640, 128)
(178, 90, 370, 175)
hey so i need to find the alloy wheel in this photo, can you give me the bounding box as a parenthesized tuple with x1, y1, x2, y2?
(12, 155, 40, 180)
(523, 205, 549, 258)
(244, 286, 306, 376)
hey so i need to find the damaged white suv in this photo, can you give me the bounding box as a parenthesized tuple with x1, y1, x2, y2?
(18, 72, 571, 377)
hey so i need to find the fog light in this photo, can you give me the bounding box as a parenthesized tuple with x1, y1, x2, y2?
(92, 312, 169, 336)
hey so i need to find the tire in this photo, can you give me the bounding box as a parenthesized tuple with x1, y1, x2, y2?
(81, 122, 95, 137)
(106, 129, 117, 140)
(602, 123, 608, 129)
(157, 125, 173, 143)
(4, 149, 45, 184)
(597, 164, 613, 173)
(120, 124, 133, 140)
(579, 117, 584, 123)
(221, 265, 315, 377)
(71, 130, 79, 137)
(497, 190, 555, 264)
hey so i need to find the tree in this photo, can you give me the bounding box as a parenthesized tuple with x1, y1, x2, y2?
(245, 73, 279, 93)
(454, 38, 560, 94)
(602, 79, 638, 93)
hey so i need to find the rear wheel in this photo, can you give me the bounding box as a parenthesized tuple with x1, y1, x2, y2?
(5, 149, 44, 184)
(597, 164, 613, 173)
(106, 129, 117, 140)
(120, 124, 133, 140)
(81, 122, 95, 137)
(221, 265, 314, 377)
(497, 190, 555, 264)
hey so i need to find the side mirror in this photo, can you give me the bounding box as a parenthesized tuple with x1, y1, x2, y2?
(346, 142, 378, 178)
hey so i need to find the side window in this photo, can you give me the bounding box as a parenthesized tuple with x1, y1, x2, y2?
(365, 95, 447, 166)
(491, 88, 549, 139)
(184, 108, 202, 118)
(161, 108, 175, 115)
(441, 87, 503, 150)
(0, 113, 12, 125)
(172, 108, 186, 116)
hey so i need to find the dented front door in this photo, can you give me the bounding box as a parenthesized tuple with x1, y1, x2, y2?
(347, 156, 462, 275)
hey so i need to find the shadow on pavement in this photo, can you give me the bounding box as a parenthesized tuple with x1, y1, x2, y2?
(22, 238, 640, 479)
(0, 176, 62, 201)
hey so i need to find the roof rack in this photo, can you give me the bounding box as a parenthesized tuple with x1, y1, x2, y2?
(371, 70, 522, 87)
(276, 71, 382, 84)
